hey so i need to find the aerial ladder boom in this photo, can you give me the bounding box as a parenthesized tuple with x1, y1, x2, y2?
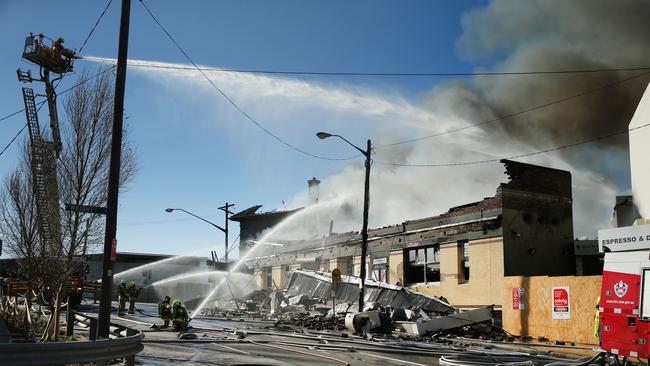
(17, 33, 75, 253)
(20, 87, 62, 252)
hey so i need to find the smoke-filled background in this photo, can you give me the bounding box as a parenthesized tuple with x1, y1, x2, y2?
(279, 0, 650, 240)
(87, 0, 650, 243)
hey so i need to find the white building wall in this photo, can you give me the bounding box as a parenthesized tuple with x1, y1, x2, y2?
(630, 82, 650, 218)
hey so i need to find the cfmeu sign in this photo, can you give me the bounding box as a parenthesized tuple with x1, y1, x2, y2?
(598, 225, 650, 252)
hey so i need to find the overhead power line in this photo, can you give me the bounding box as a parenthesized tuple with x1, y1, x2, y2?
(0, 1, 114, 159)
(138, 0, 357, 161)
(0, 125, 28, 158)
(53, 0, 114, 91)
(0, 66, 116, 158)
(375, 122, 650, 168)
(79, 57, 650, 77)
(377, 71, 650, 148)
(0, 65, 117, 124)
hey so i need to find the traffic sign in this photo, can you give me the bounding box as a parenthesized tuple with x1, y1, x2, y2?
(65, 203, 107, 215)
(332, 268, 341, 283)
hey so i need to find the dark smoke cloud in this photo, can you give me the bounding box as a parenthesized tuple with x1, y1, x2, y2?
(425, 0, 650, 188)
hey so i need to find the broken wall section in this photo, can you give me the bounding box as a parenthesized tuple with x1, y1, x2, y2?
(286, 270, 456, 315)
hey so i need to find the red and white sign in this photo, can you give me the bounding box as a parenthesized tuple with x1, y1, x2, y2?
(512, 288, 525, 310)
(110, 239, 117, 262)
(552, 286, 570, 320)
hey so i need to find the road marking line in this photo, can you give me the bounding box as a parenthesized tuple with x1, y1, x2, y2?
(212, 343, 252, 355)
(359, 352, 431, 366)
(114, 316, 152, 326)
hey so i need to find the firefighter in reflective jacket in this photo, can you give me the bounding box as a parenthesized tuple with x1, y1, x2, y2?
(52, 37, 76, 59)
(171, 298, 190, 331)
(117, 280, 128, 315)
(158, 296, 172, 328)
(127, 280, 141, 314)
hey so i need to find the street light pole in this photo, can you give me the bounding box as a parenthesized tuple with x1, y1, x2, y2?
(316, 132, 371, 311)
(165, 207, 228, 261)
(359, 139, 371, 311)
(218, 203, 235, 263)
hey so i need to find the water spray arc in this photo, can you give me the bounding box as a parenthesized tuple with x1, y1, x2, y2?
(145, 270, 228, 288)
(191, 198, 345, 316)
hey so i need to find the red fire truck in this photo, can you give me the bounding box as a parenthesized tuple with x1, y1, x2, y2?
(598, 224, 650, 359)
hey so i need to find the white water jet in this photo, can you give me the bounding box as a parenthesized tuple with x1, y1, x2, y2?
(191, 197, 345, 315)
(112, 245, 221, 281)
(145, 270, 228, 288)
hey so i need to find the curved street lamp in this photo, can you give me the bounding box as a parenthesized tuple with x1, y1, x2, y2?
(316, 131, 371, 310)
(165, 207, 229, 262)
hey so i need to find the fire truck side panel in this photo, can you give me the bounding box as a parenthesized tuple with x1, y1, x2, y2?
(600, 251, 650, 358)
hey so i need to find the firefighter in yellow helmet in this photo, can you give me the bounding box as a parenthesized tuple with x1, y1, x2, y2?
(158, 296, 172, 328)
(117, 280, 128, 315)
(171, 298, 190, 331)
(53, 37, 76, 59)
(126, 280, 141, 314)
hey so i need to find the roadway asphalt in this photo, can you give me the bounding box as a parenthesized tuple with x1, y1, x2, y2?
(76, 302, 594, 366)
(79, 301, 443, 366)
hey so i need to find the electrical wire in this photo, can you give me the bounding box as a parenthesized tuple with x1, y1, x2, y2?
(377, 71, 650, 148)
(0, 124, 28, 158)
(51, 0, 114, 91)
(137, 0, 357, 161)
(79, 57, 650, 77)
(375, 122, 650, 168)
(0, 1, 114, 159)
(0, 66, 117, 158)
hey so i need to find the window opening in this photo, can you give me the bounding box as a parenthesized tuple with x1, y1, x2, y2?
(404, 244, 440, 285)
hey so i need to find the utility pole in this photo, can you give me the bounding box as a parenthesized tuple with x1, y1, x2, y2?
(98, 0, 131, 339)
(315, 132, 371, 311)
(218, 202, 235, 263)
(358, 139, 371, 311)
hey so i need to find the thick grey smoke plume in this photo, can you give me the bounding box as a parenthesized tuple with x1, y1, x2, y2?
(284, 0, 650, 240)
(441, 0, 650, 185)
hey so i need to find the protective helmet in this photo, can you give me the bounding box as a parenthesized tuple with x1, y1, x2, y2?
(56, 37, 64, 43)
(120, 280, 126, 285)
(163, 296, 170, 302)
(129, 280, 136, 286)
(172, 299, 181, 307)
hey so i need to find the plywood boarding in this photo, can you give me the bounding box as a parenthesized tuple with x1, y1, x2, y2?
(389, 250, 404, 285)
(502, 275, 602, 345)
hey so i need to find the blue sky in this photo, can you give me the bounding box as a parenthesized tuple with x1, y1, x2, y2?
(0, 1, 489, 258)
(1, 1, 640, 260)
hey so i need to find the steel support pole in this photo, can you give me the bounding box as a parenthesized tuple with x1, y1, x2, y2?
(218, 202, 234, 264)
(224, 203, 229, 263)
(358, 139, 371, 311)
(98, 0, 131, 339)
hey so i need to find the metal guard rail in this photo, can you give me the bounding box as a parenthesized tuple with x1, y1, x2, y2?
(0, 333, 144, 366)
(0, 311, 144, 366)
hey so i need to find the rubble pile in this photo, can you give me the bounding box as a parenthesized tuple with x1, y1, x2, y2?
(201, 270, 503, 341)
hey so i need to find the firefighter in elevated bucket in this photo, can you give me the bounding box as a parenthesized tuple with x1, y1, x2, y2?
(171, 298, 190, 331)
(158, 296, 172, 328)
(117, 280, 128, 315)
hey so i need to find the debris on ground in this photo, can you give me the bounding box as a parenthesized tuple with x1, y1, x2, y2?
(198, 270, 505, 341)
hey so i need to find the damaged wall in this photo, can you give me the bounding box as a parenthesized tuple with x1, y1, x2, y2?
(415, 237, 506, 309)
(500, 160, 576, 276)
